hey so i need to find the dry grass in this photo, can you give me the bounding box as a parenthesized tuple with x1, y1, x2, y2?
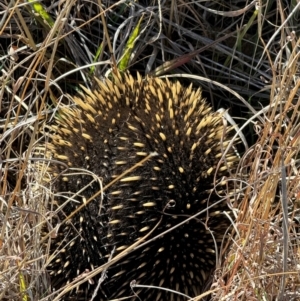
(0, 0, 300, 300)
(210, 38, 300, 300)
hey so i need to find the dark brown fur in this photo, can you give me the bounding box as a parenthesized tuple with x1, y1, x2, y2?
(46, 72, 239, 300)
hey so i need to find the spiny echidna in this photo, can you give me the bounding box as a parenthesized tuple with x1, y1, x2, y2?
(45, 72, 239, 300)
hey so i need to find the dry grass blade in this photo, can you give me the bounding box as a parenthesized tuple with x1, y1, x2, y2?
(212, 37, 300, 300)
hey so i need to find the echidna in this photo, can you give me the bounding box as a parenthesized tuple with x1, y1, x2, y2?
(45, 72, 239, 300)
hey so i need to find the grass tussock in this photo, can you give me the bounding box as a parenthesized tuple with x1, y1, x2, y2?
(211, 39, 300, 300)
(0, 0, 300, 300)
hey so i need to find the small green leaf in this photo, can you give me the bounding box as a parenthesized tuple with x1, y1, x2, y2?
(90, 42, 104, 74)
(118, 15, 143, 71)
(19, 270, 28, 301)
(27, 0, 55, 27)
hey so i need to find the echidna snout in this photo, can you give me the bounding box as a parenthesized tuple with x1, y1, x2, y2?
(45, 72, 239, 300)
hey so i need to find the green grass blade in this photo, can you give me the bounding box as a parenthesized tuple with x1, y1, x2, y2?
(118, 15, 143, 71)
